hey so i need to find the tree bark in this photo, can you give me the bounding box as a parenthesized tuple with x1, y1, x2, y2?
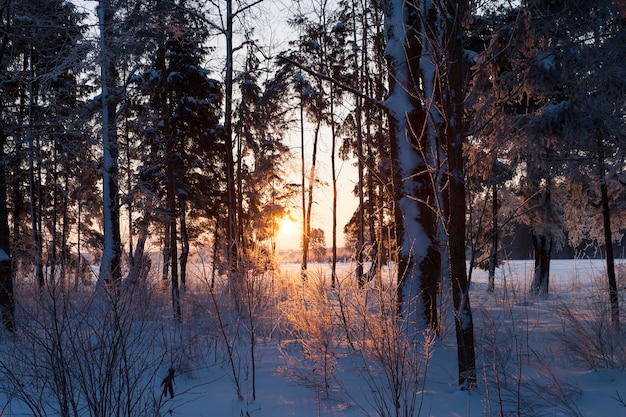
(126, 221, 149, 285)
(0, 132, 15, 332)
(530, 229, 552, 295)
(597, 131, 619, 327)
(224, 0, 238, 273)
(445, 0, 476, 387)
(158, 37, 181, 321)
(352, 0, 365, 287)
(386, 0, 440, 333)
(299, 81, 308, 276)
(97, 0, 122, 290)
(488, 184, 498, 291)
(162, 225, 170, 282)
(179, 199, 189, 291)
(330, 83, 338, 288)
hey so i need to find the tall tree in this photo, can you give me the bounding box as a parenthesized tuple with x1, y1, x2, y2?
(385, 0, 441, 333)
(128, 0, 224, 317)
(384, 0, 476, 386)
(443, 0, 476, 387)
(233, 44, 293, 254)
(97, 0, 122, 290)
(470, 0, 626, 299)
(0, 0, 14, 325)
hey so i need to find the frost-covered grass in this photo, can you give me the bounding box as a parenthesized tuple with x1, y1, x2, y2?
(1, 258, 625, 416)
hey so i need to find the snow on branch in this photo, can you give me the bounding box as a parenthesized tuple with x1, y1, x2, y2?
(277, 53, 385, 110)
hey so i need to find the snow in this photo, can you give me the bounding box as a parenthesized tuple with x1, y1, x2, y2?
(292, 73, 305, 84)
(538, 52, 557, 72)
(383, 0, 425, 253)
(0, 249, 9, 262)
(3, 259, 625, 416)
(167, 71, 182, 83)
(331, 21, 345, 33)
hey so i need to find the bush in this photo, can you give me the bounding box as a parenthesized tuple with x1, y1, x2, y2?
(0, 280, 177, 417)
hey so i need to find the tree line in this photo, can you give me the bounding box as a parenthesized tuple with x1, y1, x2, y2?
(0, 0, 625, 387)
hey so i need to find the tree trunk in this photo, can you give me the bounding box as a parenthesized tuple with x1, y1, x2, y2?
(366, 143, 380, 283)
(352, 0, 365, 287)
(597, 131, 619, 327)
(166, 157, 181, 319)
(126, 221, 149, 285)
(224, 0, 238, 273)
(0, 132, 15, 332)
(211, 216, 221, 288)
(304, 122, 320, 273)
(386, 0, 440, 333)
(179, 199, 189, 291)
(157, 36, 182, 321)
(28, 129, 44, 288)
(26, 55, 44, 287)
(236, 113, 245, 260)
(97, 0, 122, 290)
(530, 229, 551, 295)
(162, 224, 170, 281)
(445, 0, 476, 387)
(329, 66, 338, 288)
(488, 184, 498, 291)
(299, 80, 308, 276)
(60, 170, 71, 285)
(49, 152, 59, 283)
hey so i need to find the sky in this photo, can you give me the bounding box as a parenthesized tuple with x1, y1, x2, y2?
(75, 0, 359, 250)
(275, 126, 360, 251)
(250, 0, 361, 251)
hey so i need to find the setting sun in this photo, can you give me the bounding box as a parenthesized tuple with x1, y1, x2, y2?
(279, 217, 298, 236)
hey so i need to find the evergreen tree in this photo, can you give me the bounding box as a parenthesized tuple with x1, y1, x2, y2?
(234, 44, 294, 255)
(469, 0, 626, 297)
(129, 0, 224, 317)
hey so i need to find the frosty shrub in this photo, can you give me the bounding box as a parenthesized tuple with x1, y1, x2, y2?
(0, 278, 178, 417)
(200, 245, 276, 408)
(476, 299, 582, 417)
(278, 270, 340, 397)
(346, 274, 434, 417)
(556, 271, 626, 371)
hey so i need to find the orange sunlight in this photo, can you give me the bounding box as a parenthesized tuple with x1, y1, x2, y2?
(279, 216, 299, 236)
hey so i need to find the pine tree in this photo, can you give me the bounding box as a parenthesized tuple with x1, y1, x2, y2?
(129, 0, 224, 317)
(233, 44, 293, 256)
(470, 0, 626, 298)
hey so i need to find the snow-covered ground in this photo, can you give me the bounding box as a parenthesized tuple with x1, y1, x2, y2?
(170, 258, 626, 417)
(2, 259, 626, 417)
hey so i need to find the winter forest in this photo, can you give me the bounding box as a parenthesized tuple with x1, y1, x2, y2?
(0, 0, 626, 416)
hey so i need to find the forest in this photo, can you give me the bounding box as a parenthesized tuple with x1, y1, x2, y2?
(0, 0, 625, 416)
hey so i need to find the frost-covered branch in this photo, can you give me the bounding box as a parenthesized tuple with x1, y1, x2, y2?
(277, 53, 385, 110)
